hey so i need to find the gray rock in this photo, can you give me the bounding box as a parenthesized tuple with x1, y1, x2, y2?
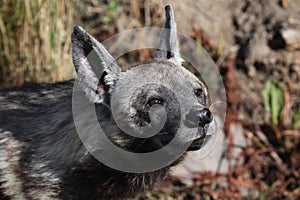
(172, 122, 247, 179)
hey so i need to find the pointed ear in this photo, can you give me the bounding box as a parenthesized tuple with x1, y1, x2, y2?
(155, 5, 183, 66)
(71, 26, 120, 103)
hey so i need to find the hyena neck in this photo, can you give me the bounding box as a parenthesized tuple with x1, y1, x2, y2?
(61, 156, 170, 199)
(43, 100, 170, 198)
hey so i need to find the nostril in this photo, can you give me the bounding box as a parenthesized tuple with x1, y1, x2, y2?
(199, 108, 213, 126)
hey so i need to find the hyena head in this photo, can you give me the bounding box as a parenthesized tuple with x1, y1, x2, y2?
(71, 5, 216, 159)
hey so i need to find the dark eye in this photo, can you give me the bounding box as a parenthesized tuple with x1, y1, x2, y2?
(194, 88, 203, 97)
(147, 98, 163, 107)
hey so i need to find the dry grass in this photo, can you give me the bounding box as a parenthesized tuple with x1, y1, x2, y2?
(0, 0, 164, 87)
(0, 0, 74, 87)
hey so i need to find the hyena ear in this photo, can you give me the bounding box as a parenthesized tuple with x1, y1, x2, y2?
(155, 5, 183, 66)
(71, 26, 120, 103)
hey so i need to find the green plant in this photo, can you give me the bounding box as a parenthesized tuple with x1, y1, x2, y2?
(262, 80, 285, 126)
(106, 0, 119, 11)
(292, 109, 300, 129)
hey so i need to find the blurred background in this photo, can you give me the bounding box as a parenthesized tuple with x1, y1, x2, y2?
(0, 0, 300, 199)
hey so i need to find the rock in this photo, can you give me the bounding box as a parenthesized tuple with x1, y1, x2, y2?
(281, 27, 300, 50)
(171, 119, 247, 179)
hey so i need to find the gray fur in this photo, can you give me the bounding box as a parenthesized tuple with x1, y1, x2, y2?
(0, 5, 216, 200)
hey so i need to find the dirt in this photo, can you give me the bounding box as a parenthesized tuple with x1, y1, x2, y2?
(232, 0, 300, 126)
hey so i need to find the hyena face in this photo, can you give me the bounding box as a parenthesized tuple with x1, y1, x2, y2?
(110, 62, 214, 153)
(71, 5, 216, 155)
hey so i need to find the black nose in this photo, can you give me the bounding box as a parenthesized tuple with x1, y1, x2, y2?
(199, 108, 213, 127)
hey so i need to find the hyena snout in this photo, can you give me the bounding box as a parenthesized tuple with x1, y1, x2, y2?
(184, 107, 214, 129)
(185, 107, 216, 151)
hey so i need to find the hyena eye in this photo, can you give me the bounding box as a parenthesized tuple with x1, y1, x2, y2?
(147, 98, 163, 107)
(194, 88, 203, 97)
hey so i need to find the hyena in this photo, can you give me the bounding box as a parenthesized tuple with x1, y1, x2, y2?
(0, 5, 216, 200)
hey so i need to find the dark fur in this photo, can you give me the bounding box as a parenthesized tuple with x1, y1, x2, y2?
(0, 82, 183, 199)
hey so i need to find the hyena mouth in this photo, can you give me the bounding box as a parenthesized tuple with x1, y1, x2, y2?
(187, 135, 211, 151)
(187, 124, 212, 151)
(157, 123, 212, 152)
